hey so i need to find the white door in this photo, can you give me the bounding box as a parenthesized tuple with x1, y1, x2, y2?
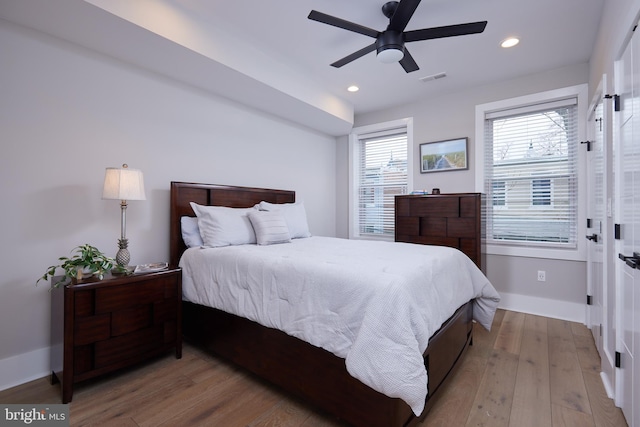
(586, 85, 606, 367)
(614, 27, 640, 427)
(588, 73, 619, 400)
(601, 78, 617, 399)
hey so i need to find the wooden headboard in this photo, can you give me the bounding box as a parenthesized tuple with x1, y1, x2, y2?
(169, 182, 296, 267)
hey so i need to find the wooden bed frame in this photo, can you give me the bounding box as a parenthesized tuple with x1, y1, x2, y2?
(169, 181, 473, 427)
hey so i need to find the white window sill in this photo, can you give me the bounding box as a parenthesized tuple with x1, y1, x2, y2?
(485, 243, 586, 261)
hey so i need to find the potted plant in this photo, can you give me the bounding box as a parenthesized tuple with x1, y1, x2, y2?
(37, 244, 128, 289)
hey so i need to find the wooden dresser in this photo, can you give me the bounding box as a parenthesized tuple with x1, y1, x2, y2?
(395, 193, 483, 271)
(50, 268, 182, 403)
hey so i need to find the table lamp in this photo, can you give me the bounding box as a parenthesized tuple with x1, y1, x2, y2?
(102, 164, 146, 267)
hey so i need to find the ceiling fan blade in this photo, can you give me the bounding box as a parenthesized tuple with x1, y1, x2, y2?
(331, 43, 377, 68)
(388, 0, 422, 32)
(399, 48, 419, 73)
(308, 10, 379, 38)
(404, 21, 487, 42)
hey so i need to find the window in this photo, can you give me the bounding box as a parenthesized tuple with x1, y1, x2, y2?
(349, 118, 413, 240)
(475, 85, 587, 260)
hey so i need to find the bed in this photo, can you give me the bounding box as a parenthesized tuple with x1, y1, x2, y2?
(169, 181, 499, 427)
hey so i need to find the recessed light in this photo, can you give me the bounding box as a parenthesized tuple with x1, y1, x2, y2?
(501, 37, 520, 48)
(347, 85, 359, 92)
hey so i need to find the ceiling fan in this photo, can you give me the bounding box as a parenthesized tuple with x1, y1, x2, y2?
(308, 0, 487, 73)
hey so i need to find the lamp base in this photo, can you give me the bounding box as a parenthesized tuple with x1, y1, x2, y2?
(116, 238, 130, 267)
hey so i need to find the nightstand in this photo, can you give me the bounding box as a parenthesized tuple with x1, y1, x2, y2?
(50, 268, 182, 403)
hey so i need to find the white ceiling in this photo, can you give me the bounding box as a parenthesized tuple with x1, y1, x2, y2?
(0, 0, 605, 135)
(170, 0, 604, 114)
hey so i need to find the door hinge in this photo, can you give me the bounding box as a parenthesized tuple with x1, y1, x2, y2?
(615, 351, 622, 368)
(580, 140, 592, 151)
(587, 295, 592, 305)
(614, 223, 621, 240)
(604, 94, 621, 111)
(619, 252, 640, 269)
(587, 218, 592, 228)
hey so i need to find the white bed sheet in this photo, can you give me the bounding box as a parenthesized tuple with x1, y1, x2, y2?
(179, 236, 500, 415)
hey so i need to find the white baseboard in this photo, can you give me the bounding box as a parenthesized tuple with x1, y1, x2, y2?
(600, 371, 615, 400)
(498, 292, 586, 324)
(0, 346, 50, 392)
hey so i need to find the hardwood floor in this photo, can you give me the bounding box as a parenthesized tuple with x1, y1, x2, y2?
(0, 309, 628, 426)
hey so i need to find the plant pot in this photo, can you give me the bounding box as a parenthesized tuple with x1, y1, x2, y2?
(77, 267, 94, 280)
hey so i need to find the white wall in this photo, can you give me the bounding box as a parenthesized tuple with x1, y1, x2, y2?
(339, 63, 590, 321)
(0, 19, 337, 390)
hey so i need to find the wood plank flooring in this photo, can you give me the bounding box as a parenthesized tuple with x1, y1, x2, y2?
(0, 309, 628, 426)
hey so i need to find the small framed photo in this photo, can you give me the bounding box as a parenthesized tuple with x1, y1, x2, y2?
(419, 137, 468, 173)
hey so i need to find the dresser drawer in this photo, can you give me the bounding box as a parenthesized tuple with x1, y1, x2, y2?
(410, 196, 459, 217)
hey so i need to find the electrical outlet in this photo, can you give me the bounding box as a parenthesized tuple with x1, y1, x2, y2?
(537, 270, 546, 282)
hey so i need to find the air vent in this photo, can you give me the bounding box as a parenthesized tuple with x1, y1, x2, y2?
(419, 72, 447, 82)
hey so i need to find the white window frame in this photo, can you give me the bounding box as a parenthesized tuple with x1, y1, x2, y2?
(349, 118, 414, 240)
(475, 85, 587, 261)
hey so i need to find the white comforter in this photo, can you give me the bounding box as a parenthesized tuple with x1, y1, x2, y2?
(179, 236, 500, 415)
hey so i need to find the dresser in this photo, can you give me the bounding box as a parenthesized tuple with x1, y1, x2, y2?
(50, 268, 182, 403)
(395, 193, 483, 270)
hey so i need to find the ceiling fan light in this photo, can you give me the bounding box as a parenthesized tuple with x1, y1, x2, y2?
(377, 48, 404, 64)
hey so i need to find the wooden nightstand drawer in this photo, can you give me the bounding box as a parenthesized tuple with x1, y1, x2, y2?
(95, 279, 167, 313)
(74, 314, 110, 345)
(94, 325, 164, 368)
(111, 305, 153, 336)
(74, 290, 94, 317)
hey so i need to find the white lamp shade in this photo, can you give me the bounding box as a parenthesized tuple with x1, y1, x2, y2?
(102, 166, 146, 201)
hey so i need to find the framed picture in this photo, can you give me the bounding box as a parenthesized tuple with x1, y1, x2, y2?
(419, 137, 468, 173)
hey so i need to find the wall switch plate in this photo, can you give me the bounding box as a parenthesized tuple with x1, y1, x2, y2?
(537, 270, 546, 282)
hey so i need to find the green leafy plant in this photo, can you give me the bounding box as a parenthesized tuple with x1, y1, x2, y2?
(37, 244, 128, 288)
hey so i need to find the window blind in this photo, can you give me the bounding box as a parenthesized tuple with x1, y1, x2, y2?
(357, 130, 408, 237)
(483, 98, 578, 247)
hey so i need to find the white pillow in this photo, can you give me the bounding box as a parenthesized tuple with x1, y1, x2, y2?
(190, 202, 257, 247)
(180, 216, 203, 248)
(258, 201, 311, 239)
(247, 210, 291, 245)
